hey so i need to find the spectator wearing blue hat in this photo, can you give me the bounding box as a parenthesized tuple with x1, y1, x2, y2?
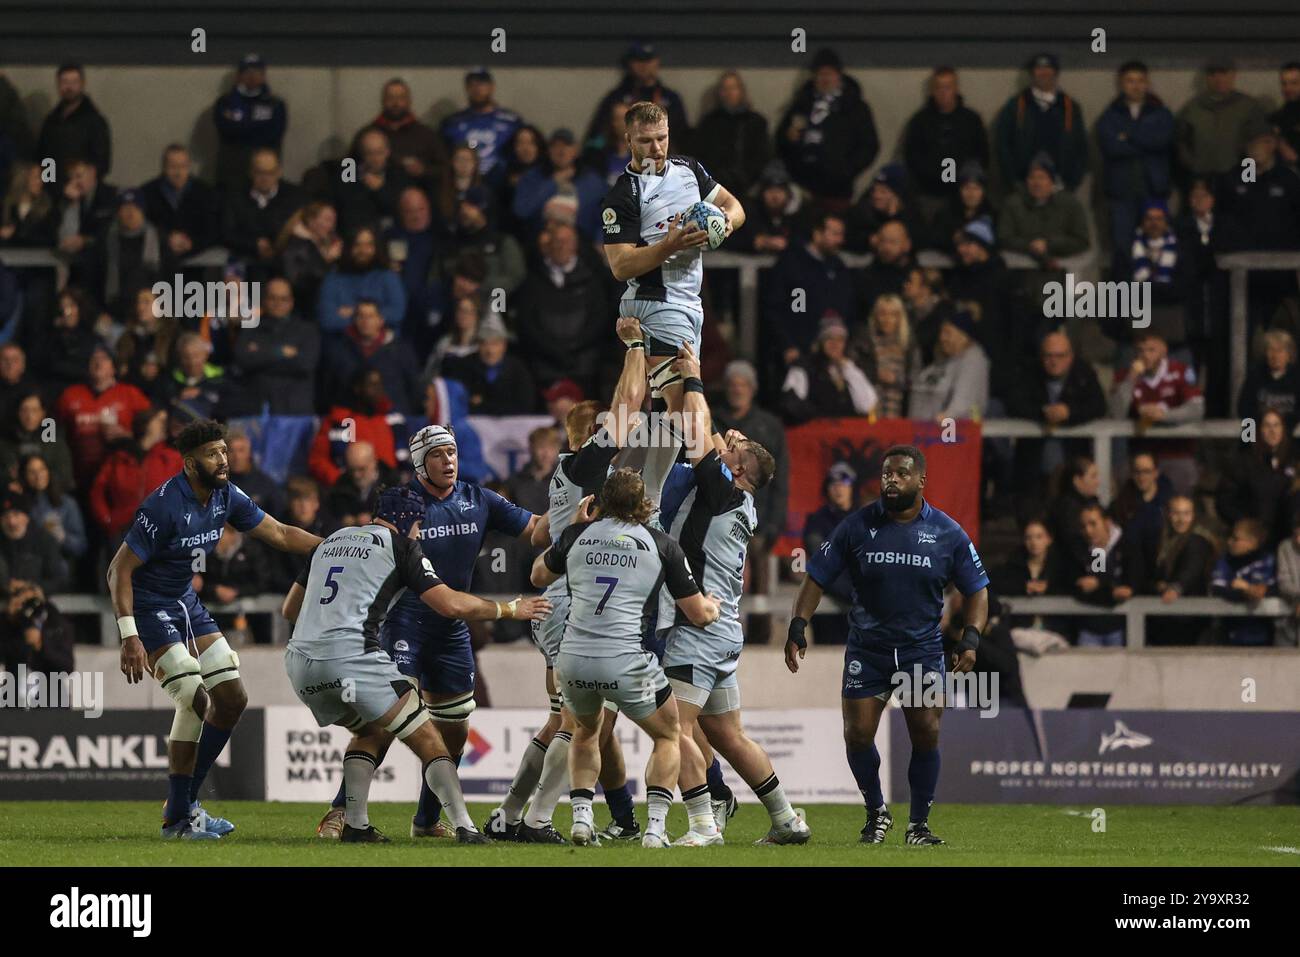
(584, 42, 691, 155)
(776, 48, 879, 210)
(902, 67, 990, 223)
(927, 160, 996, 252)
(993, 52, 1088, 191)
(212, 53, 288, 192)
(1097, 61, 1174, 272)
(510, 128, 605, 242)
(948, 219, 1017, 400)
(801, 461, 859, 645)
(907, 308, 989, 423)
(440, 67, 523, 191)
(845, 162, 923, 254)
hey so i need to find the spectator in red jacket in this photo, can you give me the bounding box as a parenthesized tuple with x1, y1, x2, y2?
(308, 367, 401, 486)
(88, 406, 174, 542)
(55, 344, 152, 490)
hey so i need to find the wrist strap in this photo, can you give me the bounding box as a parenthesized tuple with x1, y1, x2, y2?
(117, 615, 138, 641)
(788, 616, 808, 650)
(626, 340, 645, 351)
(957, 625, 981, 653)
(683, 377, 704, 395)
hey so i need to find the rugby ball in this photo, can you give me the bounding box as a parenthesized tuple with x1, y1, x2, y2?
(684, 201, 727, 249)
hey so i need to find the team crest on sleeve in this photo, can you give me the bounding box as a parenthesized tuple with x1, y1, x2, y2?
(602, 208, 620, 234)
(422, 558, 437, 575)
(969, 542, 985, 568)
(819, 541, 831, 554)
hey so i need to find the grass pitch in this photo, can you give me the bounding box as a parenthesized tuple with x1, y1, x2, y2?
(1, 801, 1297, 867)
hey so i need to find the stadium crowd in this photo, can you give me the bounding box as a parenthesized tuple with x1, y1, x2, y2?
(1, 44, 1300, 675)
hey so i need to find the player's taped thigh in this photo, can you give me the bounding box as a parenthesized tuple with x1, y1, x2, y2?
(700, 684, 741, 716)
(425, 690, 476, 722)
(385, 690, 432, 740)
(667, 676, 710, 711)
(198, 636, 241, 690)
(647, 355, 683, 399)
(155, 643, 206, 743)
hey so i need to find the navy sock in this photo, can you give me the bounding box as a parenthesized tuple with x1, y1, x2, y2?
(165, 774, 192, 825)
(604, 783, 635, 827)
(846, 746, 885, 810)
(706, 758, 733, 803)
(331, 778, 347, 810)
(907, 748, 941, 824)
(189, 722, 232, 804)
(415, 752, 461, 826)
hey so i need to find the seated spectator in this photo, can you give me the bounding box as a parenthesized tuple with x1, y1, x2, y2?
(993, 52, 1088, 191)
(762, 209, 856, 381)
(996, 154, 1090, 267)
(56, 344, 151, 490)
(1210, 518, 1277, 646)
(901, 265, 953, 366)
(220, 148, 305, 278)
(440, 67, 522, 191)
(856, 219, 915, 314)
(437, 144, 488, 231)
(504, 426, 560, 517)
(0, 580, 75, 689)
(947, 218, 1018, 396)
(781, 312, 877, 424)
(1071, 503, 1144, 647)
(139, 144, 218, 269)
(1215, 408, 1299, 548)
(212, 53, 288, 192)
(19, 454, 86, 562)
(1110, 452, 1173, 574)
(278, 201, 342, 318)
(230, 277, 319, 416)
(316, 226, 406, 334)
(1046, 453, 1100, 559)
(501, 124, 546, 234)
(0, 391, 74, 492)
(37, 63, 111, 179)
(115, 287, 176, 404)
(714, 358, 789, 553)
(323, 298, 422, 414)
(443, 186, 524, 294)
(384, 187, 442, 335)
(511, 128, 605, 241)
(990, 517, 1070, 634)
(31, 286, 101, 403)
(427, 293, 482, 378)
(1238, 329, 1300, 430)
(1, 161, 58, 247)
(164, 332, 226, 419)
(325, 441, 394, 525)
(801, 461, 858, 645)
(335, 126, 414, 235)
(1274, 513, 1300, 646)
(906, 309, 988, 423)
(265, 476, 334, 593)
(0, 492, 68, 593)
(1008, 331, 1107, 485)
(513, 221, 606, 396)
(308, 368, 403, 486)
(730, 163, 796, 254)
(855, 293, 920, 419)
(692, 71, 770, 199)
(442, 313, 537, 416)
(353, 78, 446, 192)
(1110, 330, 1205, 494)
(56, 157, 117, 299)
(903, 67, 989, 220)
(927, 161, 994, 253)
(0, 343, 36, 426)
(226, 428, 281, 516)
(846, 163, 922, 254)
(89, 406, 177, 543)
(582, 101, 634, 188)
(1148, 494, 1217, 645)
(1175, 59, 1267, 187)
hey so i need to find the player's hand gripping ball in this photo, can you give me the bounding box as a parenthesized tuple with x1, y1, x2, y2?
(683, 201, 727, 249)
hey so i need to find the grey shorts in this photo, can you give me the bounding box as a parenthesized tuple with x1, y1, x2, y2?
(530, 592, 570, 667)
(620, 298, 704, 357)
(555, 648, 670, 720)
(662, 625, 742, 715)
(285, 646, 413, 731)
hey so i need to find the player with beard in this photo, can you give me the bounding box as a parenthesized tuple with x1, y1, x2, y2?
(786, 445, 989, 846)
(110, 420, 322, 839)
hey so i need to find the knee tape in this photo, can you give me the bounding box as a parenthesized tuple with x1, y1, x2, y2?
(155, 643, 205, 743)
(199, 637, 241, 690)
(385, 692, 431, 741)
(427, 691, 476, 722)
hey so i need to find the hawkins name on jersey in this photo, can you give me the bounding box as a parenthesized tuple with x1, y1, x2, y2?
(601, 154, 720, 306)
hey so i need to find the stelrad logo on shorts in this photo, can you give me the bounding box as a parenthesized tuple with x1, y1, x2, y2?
(569, 678, 620, 690)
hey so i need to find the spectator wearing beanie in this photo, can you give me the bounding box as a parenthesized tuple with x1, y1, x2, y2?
(441, 185, 525, 296)
(443, 313, 537, 416)
(212, 53, 288, 192)
(776, 48, 879, 209)
(993, 52, 1088, 191)
(511, 128, 605, 242)
(927, 161, 996, 253)
(0, 492, 68, 594)
(902, 66, 990, 223)
(730, 163, 797, 254)
(780, 311, 878, 424)
(802, 461, 859, 645)
(998, 153, 1090, 264)
(102, 189, 161, 320)
(845, 162, 924, 254)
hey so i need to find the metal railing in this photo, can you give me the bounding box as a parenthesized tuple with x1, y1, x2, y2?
(0, 245, 231, 290)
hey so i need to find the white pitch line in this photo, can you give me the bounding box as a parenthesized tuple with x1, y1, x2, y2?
(1261, 846, 1299, 854)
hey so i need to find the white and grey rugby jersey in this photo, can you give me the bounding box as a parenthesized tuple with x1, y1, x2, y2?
(601, 154, 720, 307)
(544, 427, 622, 599)
(668, 450, 755, 644)
(289, 525, 443, 659)
(544, 517, 700, 657)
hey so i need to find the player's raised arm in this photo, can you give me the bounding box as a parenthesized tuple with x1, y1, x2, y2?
(672, 342, 714, 463)
(107, 542, 147, 683)
(604, 316, 647, 446)
(248, 513, 323, 554)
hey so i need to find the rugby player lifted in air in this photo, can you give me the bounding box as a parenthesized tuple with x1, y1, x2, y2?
(110, 420, 322, 839)
(786, 445, 989, 846)
(283, 486, 550, 844)
(315, 423, 542, 839)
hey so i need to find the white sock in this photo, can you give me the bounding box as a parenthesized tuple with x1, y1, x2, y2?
(343, 750, 378, 828)
(423, 756, 474, 830)
(683, 784, 718, 835)
(501, 737, 548, 823)
(524, 731, 571, 828)
(646, 785, 673, 838)
(570, 789, 594, 830)
(755, 774, 796, 828)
